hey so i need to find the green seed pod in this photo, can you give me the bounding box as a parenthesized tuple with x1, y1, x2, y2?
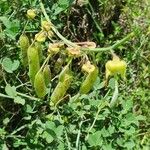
(27, 9, 36, 19)
(34, 42, 43, 63)
(43, 65, 51, 87)
(105, 54, 127, 80)
(80, 66, 98, 94)
(54, 58, 63, 74)
(28, 46, 40, 85)
(34, 71, 47, 98)
(59, 65, 70, 82)
(19, 34, 30, 67)
(50, 74, 72, 106)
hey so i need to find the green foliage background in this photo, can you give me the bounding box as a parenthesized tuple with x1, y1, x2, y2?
(0, 0, 150, 149)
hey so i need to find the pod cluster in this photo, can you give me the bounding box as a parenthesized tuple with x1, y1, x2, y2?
(18, 10, 127, 106)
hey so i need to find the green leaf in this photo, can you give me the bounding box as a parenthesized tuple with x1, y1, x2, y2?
(2, 57, 13, 73)
(58, 0, 69, 7)
(102, 144, 114, 150)
(93, 77, 105, 90)
(0, 16, 11, 28)
(45, 121, 56, 129)
(11, 60, 20, 71)
(108, 78, 115, 89)
(26, 104, 35, 113)
(110, 79, 119, 107)
(88, 131, 102, 147)
(0, 17, 20, 39)
(2, 143, 9, 150)
(122, 99, 133, 112)
(42, 131, 54, 143)
(5, 84, 17, 97)
(23, 115, 31, 120)
(101, 127, 110, 137)
(57, 141, 65, 150)
(2, 58, 19, 73)
(55, 125, 64, 137)
(14, 96, 25, 105)
(3, 118, 10, 126)
(124, 140, 135, 149)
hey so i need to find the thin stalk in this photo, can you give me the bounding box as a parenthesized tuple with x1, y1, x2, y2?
(86, 99, 108, 140)
(110, 79, 119, 108)
(87, 2, 103, 34)
(39, 0, 77, 47)
(65, 130, 71, 150)
(81, 32, 134, 52)
(39, 0, 134, 52)
(0, 91, 39, 101)
(38, 54, 51, 73)
(17, 92, 40, 101)
(76, 121, 83, 150)
(0, 93, 13, 99)
(10, 124, 28, 135)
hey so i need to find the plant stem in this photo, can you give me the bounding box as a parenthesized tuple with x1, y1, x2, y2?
(0, 92, 39, 101)
(86, 101, 108, 140)
(65, 130, 71, 150)
(10, 124, 28, 135)
(110, 78, 119, 108)
(81, 32, 134, 52)
(17, 92, 40, 101)
(39, 0, 134, 52)
(0, 93, 13, 99)
(38, 54, 51, 73)
(76, 121, 83, 150)
(39, 0, 77, 47)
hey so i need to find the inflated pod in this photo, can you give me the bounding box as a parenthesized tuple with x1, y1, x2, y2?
(79, 66, 98, 94)
(54, 58, 63, 74)
(59, 65, 70, 82)
(27, 9, 36, 19)
(34, 42, 43, 63)
(43, 65, 51, 87)
(50, 74, 72, 106)
(19, 34, 29, 67)
(27, 46, 40, 85)
(105, 54, 127, 80)
(34, 71, 47, 98)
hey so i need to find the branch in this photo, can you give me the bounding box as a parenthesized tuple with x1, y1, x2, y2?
(39, 0, 135, 52)
(81, 32, 134, 52)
